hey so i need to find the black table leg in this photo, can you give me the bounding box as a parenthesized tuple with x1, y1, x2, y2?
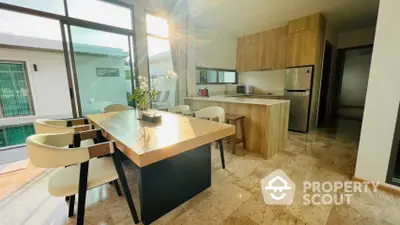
(112, 145, 140, 224)
(217, 139, 226, 169)
(77, 161, 89, 225)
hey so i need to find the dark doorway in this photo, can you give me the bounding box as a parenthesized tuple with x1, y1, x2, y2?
(318, 41, 333, 126)
(333, 45, 373, 121)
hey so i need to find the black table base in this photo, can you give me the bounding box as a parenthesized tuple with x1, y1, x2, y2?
(135, 144, 212, 225)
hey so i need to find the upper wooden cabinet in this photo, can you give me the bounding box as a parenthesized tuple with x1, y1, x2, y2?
(236, 37, 246, 72)
(285, 29, 317, 67)
(260, 26, 287, 70)
(237, 33, 261, 72)
(285, 13, 325, 67)
(236, 13, 325, 71)
(287, 13, 323, 34)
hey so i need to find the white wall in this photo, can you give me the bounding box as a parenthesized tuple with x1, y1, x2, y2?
(196, 37, 237, 70)
(337, 28, 375, 49)
(340, 49, 372, 107)
(239, 70, 285, 94)
(194, 36, 238, 95)
(355, 0, 400, 188)
(0, 47, 72, 126)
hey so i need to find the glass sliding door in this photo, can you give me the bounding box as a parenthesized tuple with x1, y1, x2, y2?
(146, 13, 176, 109)
(68, 26, 135, 116)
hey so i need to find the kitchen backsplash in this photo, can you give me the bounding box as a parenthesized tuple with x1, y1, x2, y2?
(195, 69, 285, 96)
(196, 84, 238, 95)
(239, 69, 285, 94)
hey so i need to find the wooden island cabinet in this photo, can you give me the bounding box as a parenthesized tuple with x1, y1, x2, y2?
(184, 96, 290, 159)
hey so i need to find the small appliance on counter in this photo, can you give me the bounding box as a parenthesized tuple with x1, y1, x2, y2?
(198, 87, 209, 97)
(236, 85, 254, 94)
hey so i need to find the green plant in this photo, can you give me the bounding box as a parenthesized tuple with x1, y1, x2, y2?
(129, 76, 159, 110)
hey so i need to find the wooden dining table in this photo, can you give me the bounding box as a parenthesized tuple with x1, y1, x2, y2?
(86, 110, 235, 225)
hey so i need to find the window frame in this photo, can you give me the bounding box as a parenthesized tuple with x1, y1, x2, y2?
(0, 60, 35, 118)
(196, 67, 238, 85)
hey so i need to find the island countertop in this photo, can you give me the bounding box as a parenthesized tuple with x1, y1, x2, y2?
(183, 96, 289, 106)
(184, 97, 290, 159)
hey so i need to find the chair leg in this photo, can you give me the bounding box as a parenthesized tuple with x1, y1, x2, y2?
(217, 139, 225, 169)
(68, 195, 75, 217)
(113, 179, 123, 197)
(231, 134, 237, 155)
(77, 161, 89, 225)
(240, 118, 246, 149)
(112, 146, 140, 224)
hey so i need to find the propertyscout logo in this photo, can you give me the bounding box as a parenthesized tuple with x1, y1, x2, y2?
(261, 169, 379, 205)
(261, 169, 295, 205)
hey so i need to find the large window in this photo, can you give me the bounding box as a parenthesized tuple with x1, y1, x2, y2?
(0, 0, 137, 150)
(67, 0, 132, 29)
(146, 13, 175, 109)
(196, 67, 237, 84)
(0, 0, 65, 15)
(0, 62, 34, 117)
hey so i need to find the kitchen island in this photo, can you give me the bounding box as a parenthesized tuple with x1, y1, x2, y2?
(184, 96, 290, 159)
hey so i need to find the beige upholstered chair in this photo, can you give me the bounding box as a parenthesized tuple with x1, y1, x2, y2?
(26, 130, 139, 225)
(34, 118, 94, 147)
(167, 105, 190, 114)
(101, 104, 132, 113)
(194, 106, 226, 169)
(194, 106, 225, 123)
(34, 118, 92, 133)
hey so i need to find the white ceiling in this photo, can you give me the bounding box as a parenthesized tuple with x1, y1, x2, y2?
(189, 0, 380, 38)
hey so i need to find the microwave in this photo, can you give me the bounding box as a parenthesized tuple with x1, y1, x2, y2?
(236, 85, 254, 94)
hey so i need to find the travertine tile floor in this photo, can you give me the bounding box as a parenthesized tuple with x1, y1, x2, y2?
(1, 120, 400, 225)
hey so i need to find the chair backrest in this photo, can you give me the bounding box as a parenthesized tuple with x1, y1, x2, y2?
(26, 133, 88, 168)
(194, 106, 225, 123)
(102, 104, 132, 113)
(167, 105, 190, 114)
(34, 119, 75, 134)
(154, 91, 162, 102)
(34, 119, 92, 134)
(26, 130, 113, 168)
(161, 91, 170, 102)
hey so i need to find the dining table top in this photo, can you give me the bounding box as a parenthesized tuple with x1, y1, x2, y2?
(86, 109, 235, 167)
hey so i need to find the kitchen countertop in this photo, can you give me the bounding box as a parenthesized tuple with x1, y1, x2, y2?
(184, 96, 289, 106)
(223, 94, 285, 98)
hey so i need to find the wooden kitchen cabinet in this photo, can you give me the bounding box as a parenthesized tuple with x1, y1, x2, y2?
(260, 26, 287, 70)
(287, 13, 322, 34)
(237, 33, 261, 72)
(236, 37, 246, 72)
(285, 29, 317, 67)
(237, 13, 325, 71)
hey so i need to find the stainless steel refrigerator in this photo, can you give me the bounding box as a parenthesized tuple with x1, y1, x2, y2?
(284, 66, 313, 132)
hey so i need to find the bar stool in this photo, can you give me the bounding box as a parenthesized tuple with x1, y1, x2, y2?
(226, 114, 246, 154)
